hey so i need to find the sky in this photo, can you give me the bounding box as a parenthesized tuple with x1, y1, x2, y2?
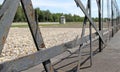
(0, 0, 120, 18)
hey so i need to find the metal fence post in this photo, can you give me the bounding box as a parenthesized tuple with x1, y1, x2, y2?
(107, 0, 111, 40)
(21, 0, 55, 72)
(98, 0, 102, 52)
(88, 0, 92, 66)
(35, 10, 55, 72)
(111, 0, 114, 37)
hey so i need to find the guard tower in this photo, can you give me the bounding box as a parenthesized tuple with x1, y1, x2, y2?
(60, 15, 66, 24)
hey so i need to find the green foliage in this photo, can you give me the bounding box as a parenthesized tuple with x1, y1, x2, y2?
(14, 4, 26, 22)
(13, 5, 85, 22)
(0, 5, 1, 9)
(0, 4, 100, 22)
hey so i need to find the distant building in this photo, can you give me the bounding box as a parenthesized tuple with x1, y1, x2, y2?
(60, 15, 66, 24)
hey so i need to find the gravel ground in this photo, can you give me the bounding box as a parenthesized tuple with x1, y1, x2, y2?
(0, 28, 95, 62)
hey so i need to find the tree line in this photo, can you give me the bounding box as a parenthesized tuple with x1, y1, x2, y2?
(0, 5, 100, 22)
(13, 6, 86, 22)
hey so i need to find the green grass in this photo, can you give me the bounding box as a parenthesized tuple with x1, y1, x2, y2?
(11, 22, 84, 28)
(11, 22, 109, 28)
(11, 24, 28, 28)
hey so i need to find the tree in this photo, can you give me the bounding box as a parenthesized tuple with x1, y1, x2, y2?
(14, 4, 26, 22)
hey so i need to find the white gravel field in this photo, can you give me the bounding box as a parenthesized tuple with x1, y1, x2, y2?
(0, 28, 95, 62)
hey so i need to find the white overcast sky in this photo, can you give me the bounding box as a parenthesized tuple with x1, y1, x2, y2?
(0, 0, 120, 17)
